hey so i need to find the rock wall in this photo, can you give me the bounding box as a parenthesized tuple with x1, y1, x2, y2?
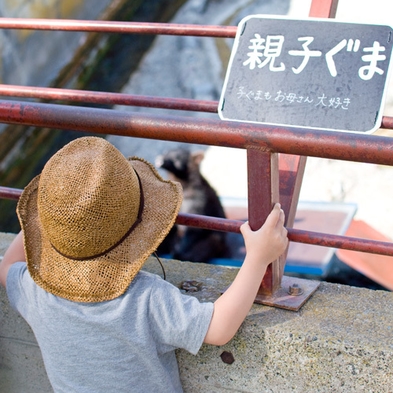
(0, 0, 113, 87)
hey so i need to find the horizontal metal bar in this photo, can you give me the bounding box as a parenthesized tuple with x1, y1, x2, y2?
(178, 213, 393, 257)
(0, 99, 393, 166)
(0, 186, 22, 201)
(1, 84, 392, 129)
(0, 18, 237, 38)
(289, 227, 393, 256)
(381, 116, 393, 130)
(177, 212, 243, 234)
(1, 186, 392, 257)
(0, 84, 218, 113)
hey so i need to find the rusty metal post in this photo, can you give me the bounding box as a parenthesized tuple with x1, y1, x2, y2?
(278, 0, 340, 224)
(309, 0, 339, 19)
(250, 0, 339, 306)
(277, 1, 340, 223)
(247, 150, 280, 295)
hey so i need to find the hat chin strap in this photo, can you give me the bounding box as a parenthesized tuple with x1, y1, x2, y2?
(50, 170, 145, 261)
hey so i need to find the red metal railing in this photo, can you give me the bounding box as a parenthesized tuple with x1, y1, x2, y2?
(0, 0, 392, 303)
(1, 101, 393, 252)
(0, 18, 237, 37)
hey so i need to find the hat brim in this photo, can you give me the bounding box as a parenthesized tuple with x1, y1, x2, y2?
(17, 157, 182, 303)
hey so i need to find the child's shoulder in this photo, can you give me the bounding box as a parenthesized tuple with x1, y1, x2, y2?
(135, 270, 162, 284)
(133, 270, 183, 298)
(131, 270, 173, 293)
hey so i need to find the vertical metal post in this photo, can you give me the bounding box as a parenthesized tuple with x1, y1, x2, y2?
(247, 150, 280, 294)
(309, 0, 339, 18)
(250, 0, 339, 300)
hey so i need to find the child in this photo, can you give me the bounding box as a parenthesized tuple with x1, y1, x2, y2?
(0, 137, 288, 393)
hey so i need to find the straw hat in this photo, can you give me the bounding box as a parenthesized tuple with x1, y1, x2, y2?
(17, 137, 182, 302)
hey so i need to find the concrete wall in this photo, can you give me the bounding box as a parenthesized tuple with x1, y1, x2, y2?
(1, 232, 393, 392)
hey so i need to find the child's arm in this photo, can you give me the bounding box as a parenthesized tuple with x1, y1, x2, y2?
(0, 231, 26, 288)
(204, 203, 288, 346)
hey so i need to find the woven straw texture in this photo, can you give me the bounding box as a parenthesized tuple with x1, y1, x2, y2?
(17, 137, 182, 303)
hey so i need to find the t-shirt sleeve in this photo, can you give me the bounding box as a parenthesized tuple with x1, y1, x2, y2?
(148, 274, 214, 355)
(6, 262, 35, 319)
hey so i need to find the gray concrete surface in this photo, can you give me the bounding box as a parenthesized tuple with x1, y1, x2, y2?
(1, 232, 393, 393)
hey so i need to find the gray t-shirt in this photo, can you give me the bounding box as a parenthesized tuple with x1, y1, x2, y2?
(7, 262, 214, 393)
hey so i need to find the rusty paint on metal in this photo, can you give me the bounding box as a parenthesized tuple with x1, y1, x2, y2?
(278, 155, 307, 229)
(0, 85, 392, 130)
(0, 100, 392, 165)
(309, 0, 339, 18)
(0, 186, 23, 201)
(382, 116, 393, 129)
(254, 276, 320, 311)
(0, 18, 237, 38)
(260, 0, 340, 308)
(222, 277, 320, 312)
(0, 84, 218, 113)
(246, 150, 281, 295)
(1, 186, 392, 257)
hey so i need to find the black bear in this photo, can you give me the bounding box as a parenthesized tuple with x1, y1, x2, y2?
(155, 147, 230, 262)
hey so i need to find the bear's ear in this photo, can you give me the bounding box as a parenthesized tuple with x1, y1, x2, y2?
(191, 151, 205, 166)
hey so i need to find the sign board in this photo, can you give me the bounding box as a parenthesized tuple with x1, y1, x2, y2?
(218, 16, 393, 133)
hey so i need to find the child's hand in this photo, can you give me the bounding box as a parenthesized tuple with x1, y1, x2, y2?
(240, 203, 288, 267)
(205, 203, 289, 346)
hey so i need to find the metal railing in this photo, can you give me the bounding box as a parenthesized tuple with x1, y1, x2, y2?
(1, 100, 393, 251)
(0, 0, 392, 306)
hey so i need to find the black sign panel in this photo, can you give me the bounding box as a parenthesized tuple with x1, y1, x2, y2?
(219, 16, 393, 133)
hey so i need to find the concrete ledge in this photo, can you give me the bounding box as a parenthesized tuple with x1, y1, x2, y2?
(1, 232, 393, 392)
